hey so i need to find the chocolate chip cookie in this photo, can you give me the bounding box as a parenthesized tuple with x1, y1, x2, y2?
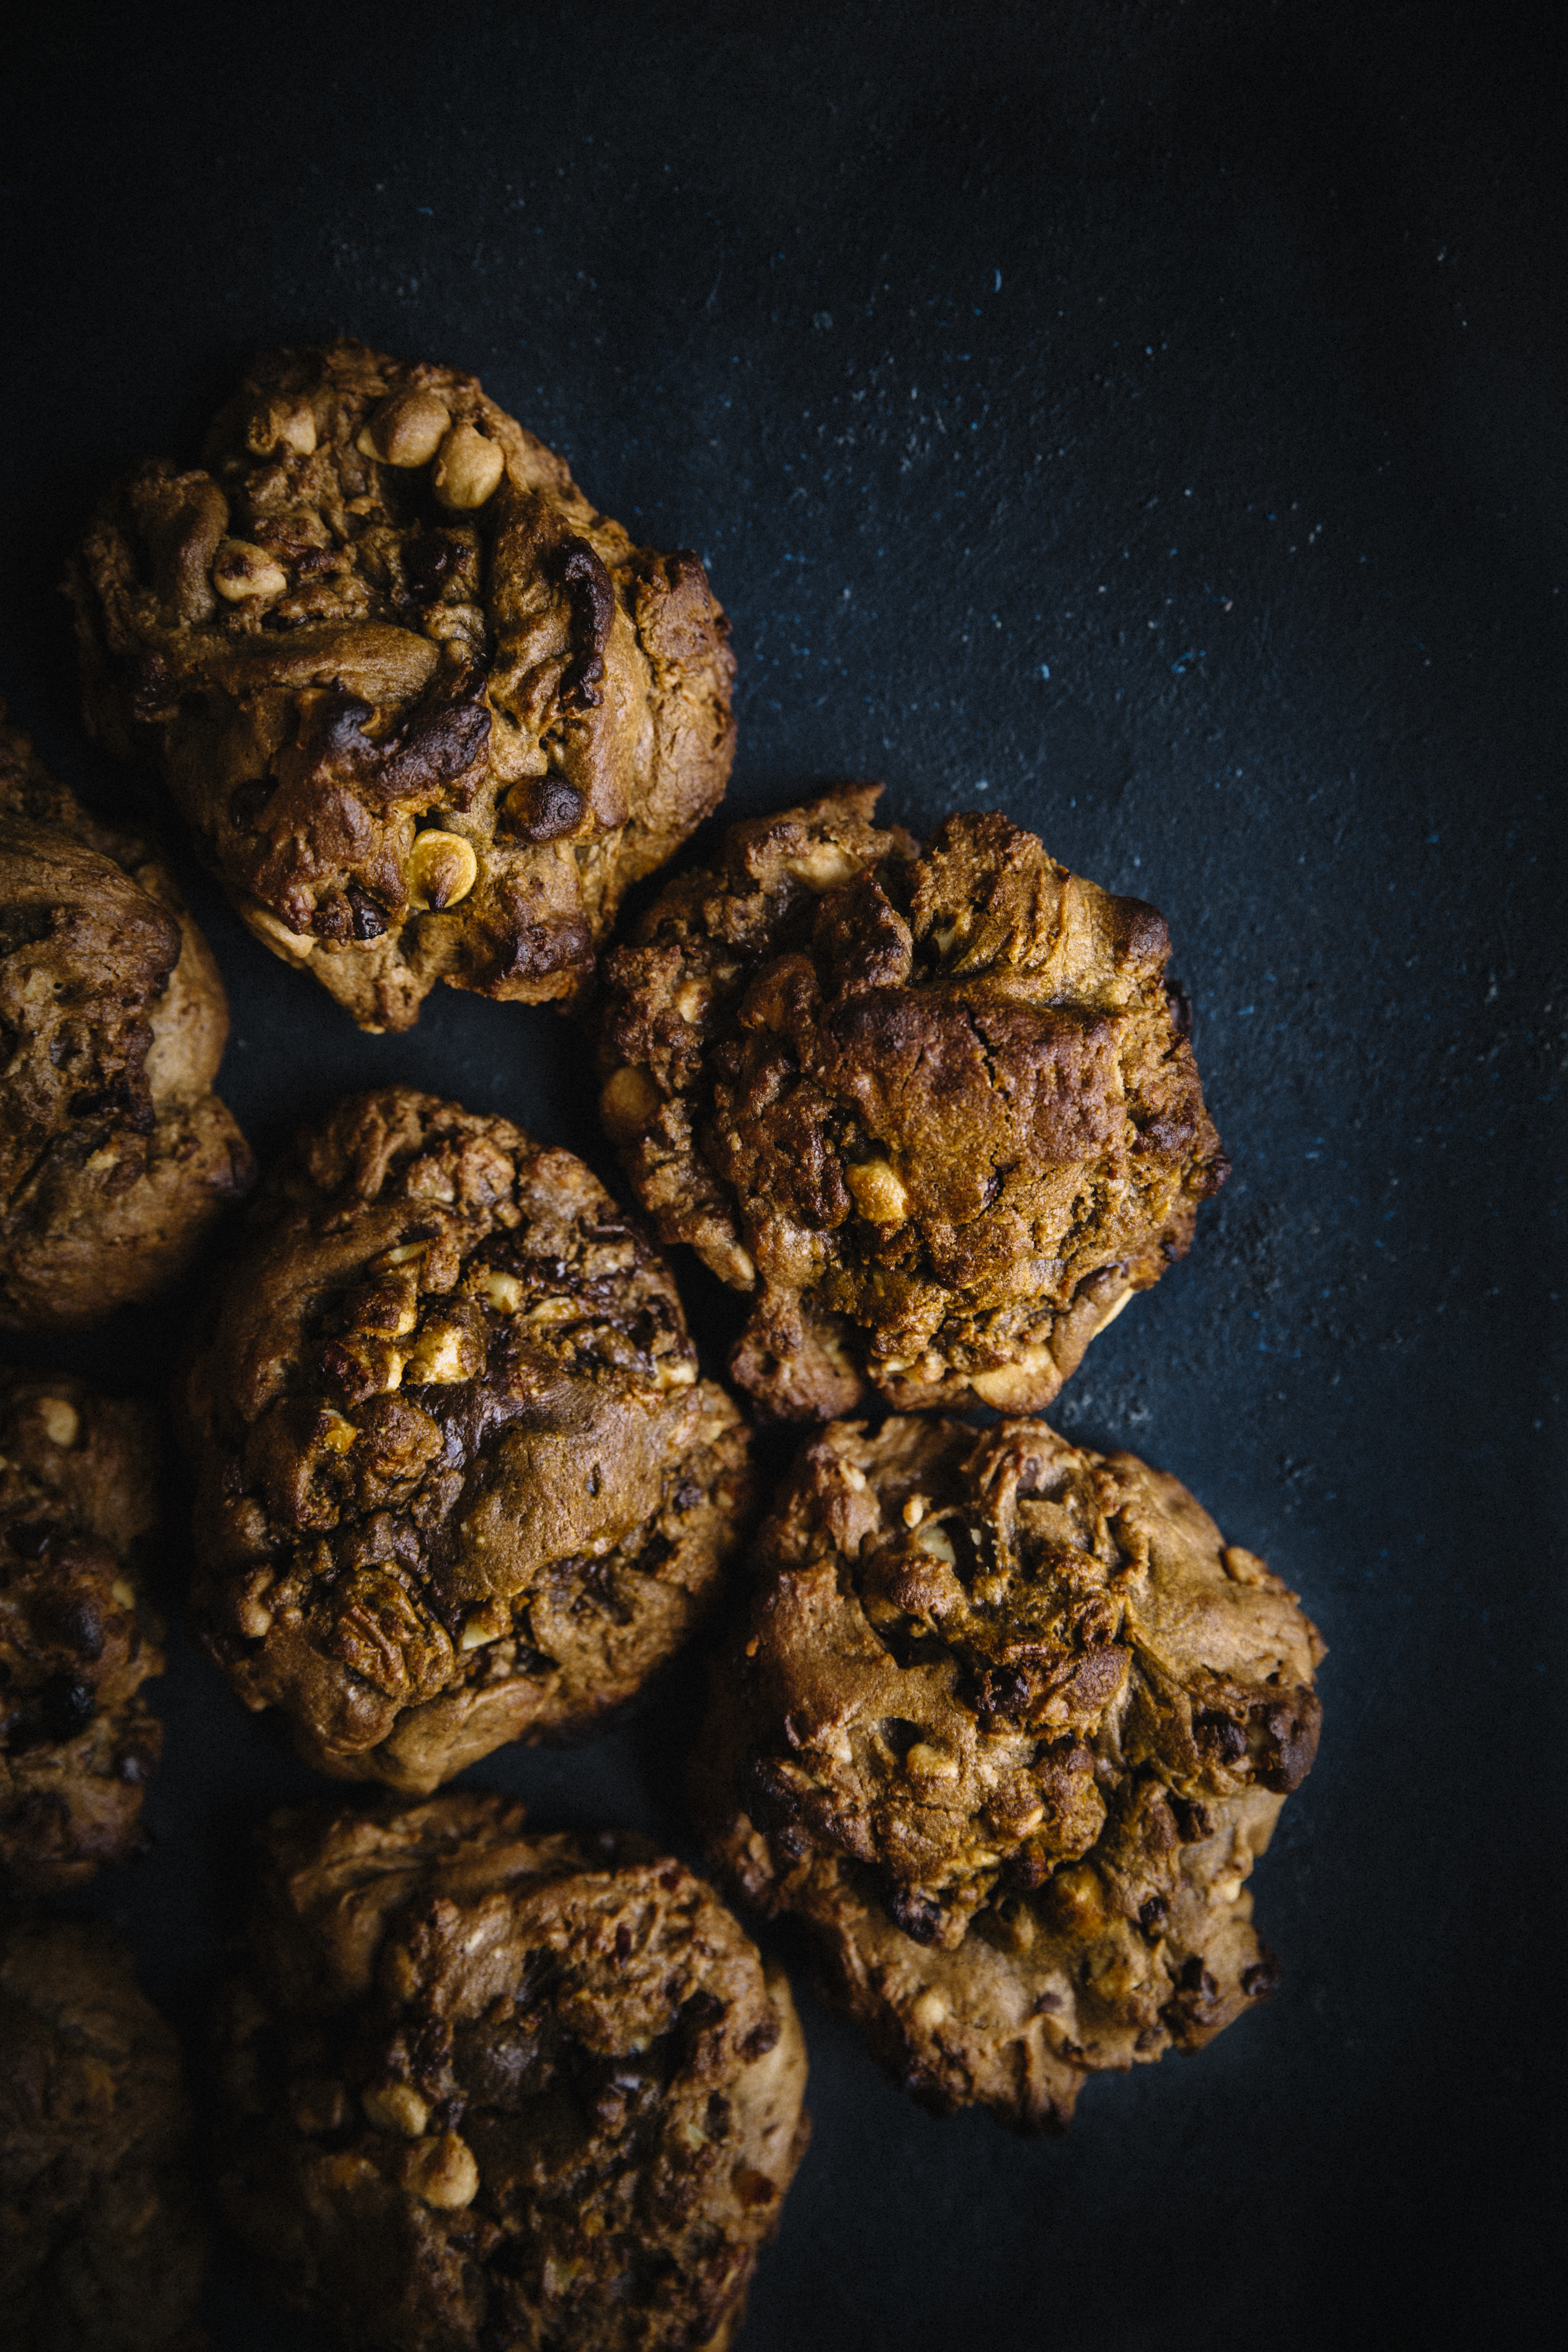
(183, 1089, 753, 1792)
(70, 339, 736, 1032)
(1, 1371, 166, 1893)
(693, 1414, 1323, 2131)
(0, 708, 253, 1330)
(217, 1793, 808, 2352)
(0, 1916, 207, 2350)
(596, 790, 1227, 1420)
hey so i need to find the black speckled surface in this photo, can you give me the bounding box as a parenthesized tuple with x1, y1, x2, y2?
(2, 5, 1562, 2346)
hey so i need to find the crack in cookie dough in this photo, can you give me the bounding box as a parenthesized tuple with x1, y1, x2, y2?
(0, 707, 253, 1329)
(0, 1372, 167, 1893)
(70, 340, 736, 1032)
(694, 1415, 1323, 2131)
(597, 790, 1227, 1419)
(218, 1794, 808, 2352)
(183, 1090, 752, 1792)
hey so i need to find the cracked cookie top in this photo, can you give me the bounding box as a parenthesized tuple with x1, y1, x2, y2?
(597, 790, 1227, 1419)
(183, 1089, 752, 1793)
(0, 707, 253, 1329)
(695, 1416, 1323, 2129)
(70, 340, 735, 1032)
(219, 1794, 808, 2352)
(0, 1370, 166, 1893)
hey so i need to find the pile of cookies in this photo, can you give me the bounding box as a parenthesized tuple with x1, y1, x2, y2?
(2, 342, 1323, 2350)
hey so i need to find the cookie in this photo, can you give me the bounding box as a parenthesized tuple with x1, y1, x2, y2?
(0, 1916, 207, 2350)
(693, 1414, 1324, 2131)
(0, 1371, 166, 1893)
(183, 1089, 753, 1792)
(70, 339, 736, 1033)
(0, 708, 253, 1329)
(217, 1792, 809, 2352)
(596, 790, 1228, 1420)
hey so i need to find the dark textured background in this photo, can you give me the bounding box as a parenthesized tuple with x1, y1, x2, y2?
(2, 3, 1562, 2345)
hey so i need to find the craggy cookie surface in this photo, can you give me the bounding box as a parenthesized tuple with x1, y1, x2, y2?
(71, 339, 735, 1031)
(0, 1917, 206, 2351)
(184, 1090, 752, 1792)
(0, 710, 252, 1329)
(0, 1371, 166, 1892)
(218, 1794, 808, 2352)
(597, 791, 1227, 1419)
(695, 1415, 1323, 2130)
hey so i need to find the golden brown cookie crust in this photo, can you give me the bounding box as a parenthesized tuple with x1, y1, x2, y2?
(70, 339, 736, 1032)
(0, 1917, 207, 2350)
(693, 1415, 1324, 2131)
(0, 1370, 167, 1892)
(596, 790, 1228, 1421)
(183, 1088, 753, 1792)
(217, 1793, 808, 2352)
(0, 710, 253, 1330)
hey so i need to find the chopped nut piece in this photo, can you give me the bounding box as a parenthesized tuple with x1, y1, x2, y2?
(432, 421, 505, 509)
(405, 2129, 480, 2210)
(477, 1268, 524, 1312)
(402, 1316, 482, 1385)
(846, 1158, 910, 1225)
(407, 828, 478, 912)
(357, 387, 451, 467)
(362, 2081, 429, 2138)
(902, 1495, 927, 1528)
(211, 538, 288, 601)
(905, 1742, 960, 1782)
(319, 1411, 358, 1453)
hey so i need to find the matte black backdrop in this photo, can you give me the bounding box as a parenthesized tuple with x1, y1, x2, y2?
(2, 4, 1562, 2346)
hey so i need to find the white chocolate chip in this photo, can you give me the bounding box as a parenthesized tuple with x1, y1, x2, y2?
(910, 1990, 948, 2031)
(478, 1270, 524, 1313)
(432, 422, 505, 509)
(902, 1495, 927, 1527)
(840, 1461, 867, 1491)
(914, 1523, 956, 1565)
(407, 829, 478, 912)
(785, 841, 860, 891)
(675, 979, 708, 1023)
(110, 1577, 137, 1610)
(656, 1358, 697, 1390)
(600, 1065, 660, 1136)
(905, 1742, 960, 1782)
(37, 1397, 79, 1448)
